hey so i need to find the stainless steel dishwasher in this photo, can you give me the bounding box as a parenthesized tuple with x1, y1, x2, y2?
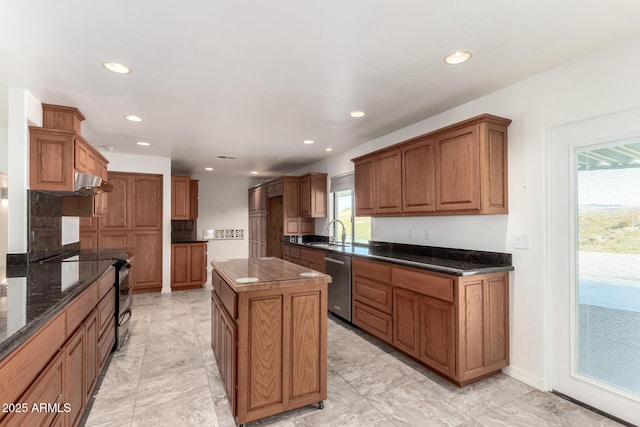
(325, 253, 352, 322)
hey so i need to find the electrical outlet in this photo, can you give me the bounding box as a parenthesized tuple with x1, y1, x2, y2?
(409, 229, 415, 239)
(424, 229, 430, 240)
(513, 232, 530, 250)
(372, 227, 380, 238)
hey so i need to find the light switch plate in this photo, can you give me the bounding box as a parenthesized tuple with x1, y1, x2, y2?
(513, 232, 530, 250)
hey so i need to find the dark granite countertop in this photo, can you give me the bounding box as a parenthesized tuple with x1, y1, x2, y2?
(0, 250, 126, 362)
(286, 239, 513, 276)
(171, 239, 208, 244)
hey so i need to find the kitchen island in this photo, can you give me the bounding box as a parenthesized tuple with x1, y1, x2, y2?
(211, 257, 331, 426)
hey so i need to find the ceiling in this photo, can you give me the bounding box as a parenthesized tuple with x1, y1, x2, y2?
(2, 1, 640, 177)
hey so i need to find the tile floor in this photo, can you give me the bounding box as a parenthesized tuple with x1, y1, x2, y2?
(84, 287, 623, 427)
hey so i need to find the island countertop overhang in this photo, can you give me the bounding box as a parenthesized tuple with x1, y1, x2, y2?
(211, 257, 332, 293)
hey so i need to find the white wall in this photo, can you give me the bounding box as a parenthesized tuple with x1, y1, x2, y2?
(103, 152, 172, 293)
(293, 37, 640, 390)
(194, 174, 260, 281)
(7, 88, 41, 254)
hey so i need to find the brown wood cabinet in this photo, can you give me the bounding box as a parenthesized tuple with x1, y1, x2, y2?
(352, 114, 511, 217)
(171, 175, 191, 219)
(352, 257, 509, 386)
(299, 173, 327, 218)
(171, 242, 207, 291)
(0, 267, 115, 427)
(189, 179, 199, 219)
(94, 172, 163, 293)
(248, 184, 268, 258)
(283, 244, 326, 273)
(211, 263, 327, 425)
(29, 104, 109, 208)
(402, 137, 436, 213)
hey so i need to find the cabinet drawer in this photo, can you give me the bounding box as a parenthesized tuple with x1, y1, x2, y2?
(66, 283, 99, 336)
(353, 301, 393, 344)
(392, 267, 454, 302)
(97, 268, 115, 301)
(300, 248, 326, 267)
(0, 312, 66, 409)
(353, 276, 393, 313)
(353, 258, 391, 283)
(213, 271, 222, 297)
(221, 280, 237, 319)
(98, 287, 115, 337)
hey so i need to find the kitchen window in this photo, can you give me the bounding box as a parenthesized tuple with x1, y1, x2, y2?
(330, 173, 370, 244)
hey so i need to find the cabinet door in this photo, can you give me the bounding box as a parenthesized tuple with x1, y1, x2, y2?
(171, 244, 190, 288)
(419, 295, 455, 378)
(171, 175, 190, 220)
(299, 175, 311, 217)
(131, 232, 162, 292)
(85, 310, 98, 402)
(354, 157, 375, 216)
(80, 231, 98, 250)
(435, 124, 480, 211)
(29, 130, 74, 191)
(222, 307, 237, 415)
(402, 138, 435, 213)
(99, 173, 130, 230)
(375, 149, 402, 215)
(2, 352, 64, 427)
(189, 179, 199, 219)
(132, 174, 163, 230)
(64, 326, 86, 427)
(98, 231, 130, 250)
(393, 288, 420, 357)
(93, 192, 108, 217)
(283, 177, 300, 236)
(189, 243, 207, 284)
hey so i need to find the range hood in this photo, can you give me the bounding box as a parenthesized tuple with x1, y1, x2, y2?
(74, 172, 113, 195)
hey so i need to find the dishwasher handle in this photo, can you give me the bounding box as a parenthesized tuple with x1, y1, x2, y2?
(325, 257, 345, 265)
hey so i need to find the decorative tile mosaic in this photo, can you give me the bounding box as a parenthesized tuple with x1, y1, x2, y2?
(210, 229, 245, 240)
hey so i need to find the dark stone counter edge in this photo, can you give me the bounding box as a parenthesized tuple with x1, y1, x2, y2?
(286, 241, 514, 276)
(0, 265, 115, 362)
(171, 240, 208, 244)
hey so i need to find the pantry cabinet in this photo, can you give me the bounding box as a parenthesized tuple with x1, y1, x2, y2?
(352, 114, 511, 216)
(189, 179, 199, 219)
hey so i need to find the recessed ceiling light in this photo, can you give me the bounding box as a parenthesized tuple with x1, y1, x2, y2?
(350, 111, 366, 118)
(444, 50, 472, 65)
(325, 148, 333, 152)
(137, 141, 150, 146)
(250, 171, 259, 175)
(126, 115, 143, 122)
(303, 140, 315, 145)
(205, 167, 214, 171)
(103, 62, 130, 74)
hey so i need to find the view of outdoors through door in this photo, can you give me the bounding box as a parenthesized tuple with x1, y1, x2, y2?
(576, 141, 640, 397)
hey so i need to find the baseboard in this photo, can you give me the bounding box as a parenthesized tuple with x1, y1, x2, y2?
(502, 365, 547, 390)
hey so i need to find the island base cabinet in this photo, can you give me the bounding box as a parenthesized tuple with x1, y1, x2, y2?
(236, 287, 327, 424)
(212, 275, 327, 426)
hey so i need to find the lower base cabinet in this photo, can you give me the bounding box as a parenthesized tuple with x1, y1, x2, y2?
(0, 268, 116, 427)
(211, 269, 327, 425)
(354, 258, 509, 386)
(171, 242, 208, 291)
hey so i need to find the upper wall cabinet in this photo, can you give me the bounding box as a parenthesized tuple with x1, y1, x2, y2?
(189, 179, 199, 220)
(29, 104, 109, 192)
(299, 173, 327, 218)
(171, 175, 190, 220)
(352, 114, 511, 216)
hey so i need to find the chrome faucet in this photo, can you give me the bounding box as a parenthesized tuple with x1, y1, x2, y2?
(326, 219, 347, 245)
